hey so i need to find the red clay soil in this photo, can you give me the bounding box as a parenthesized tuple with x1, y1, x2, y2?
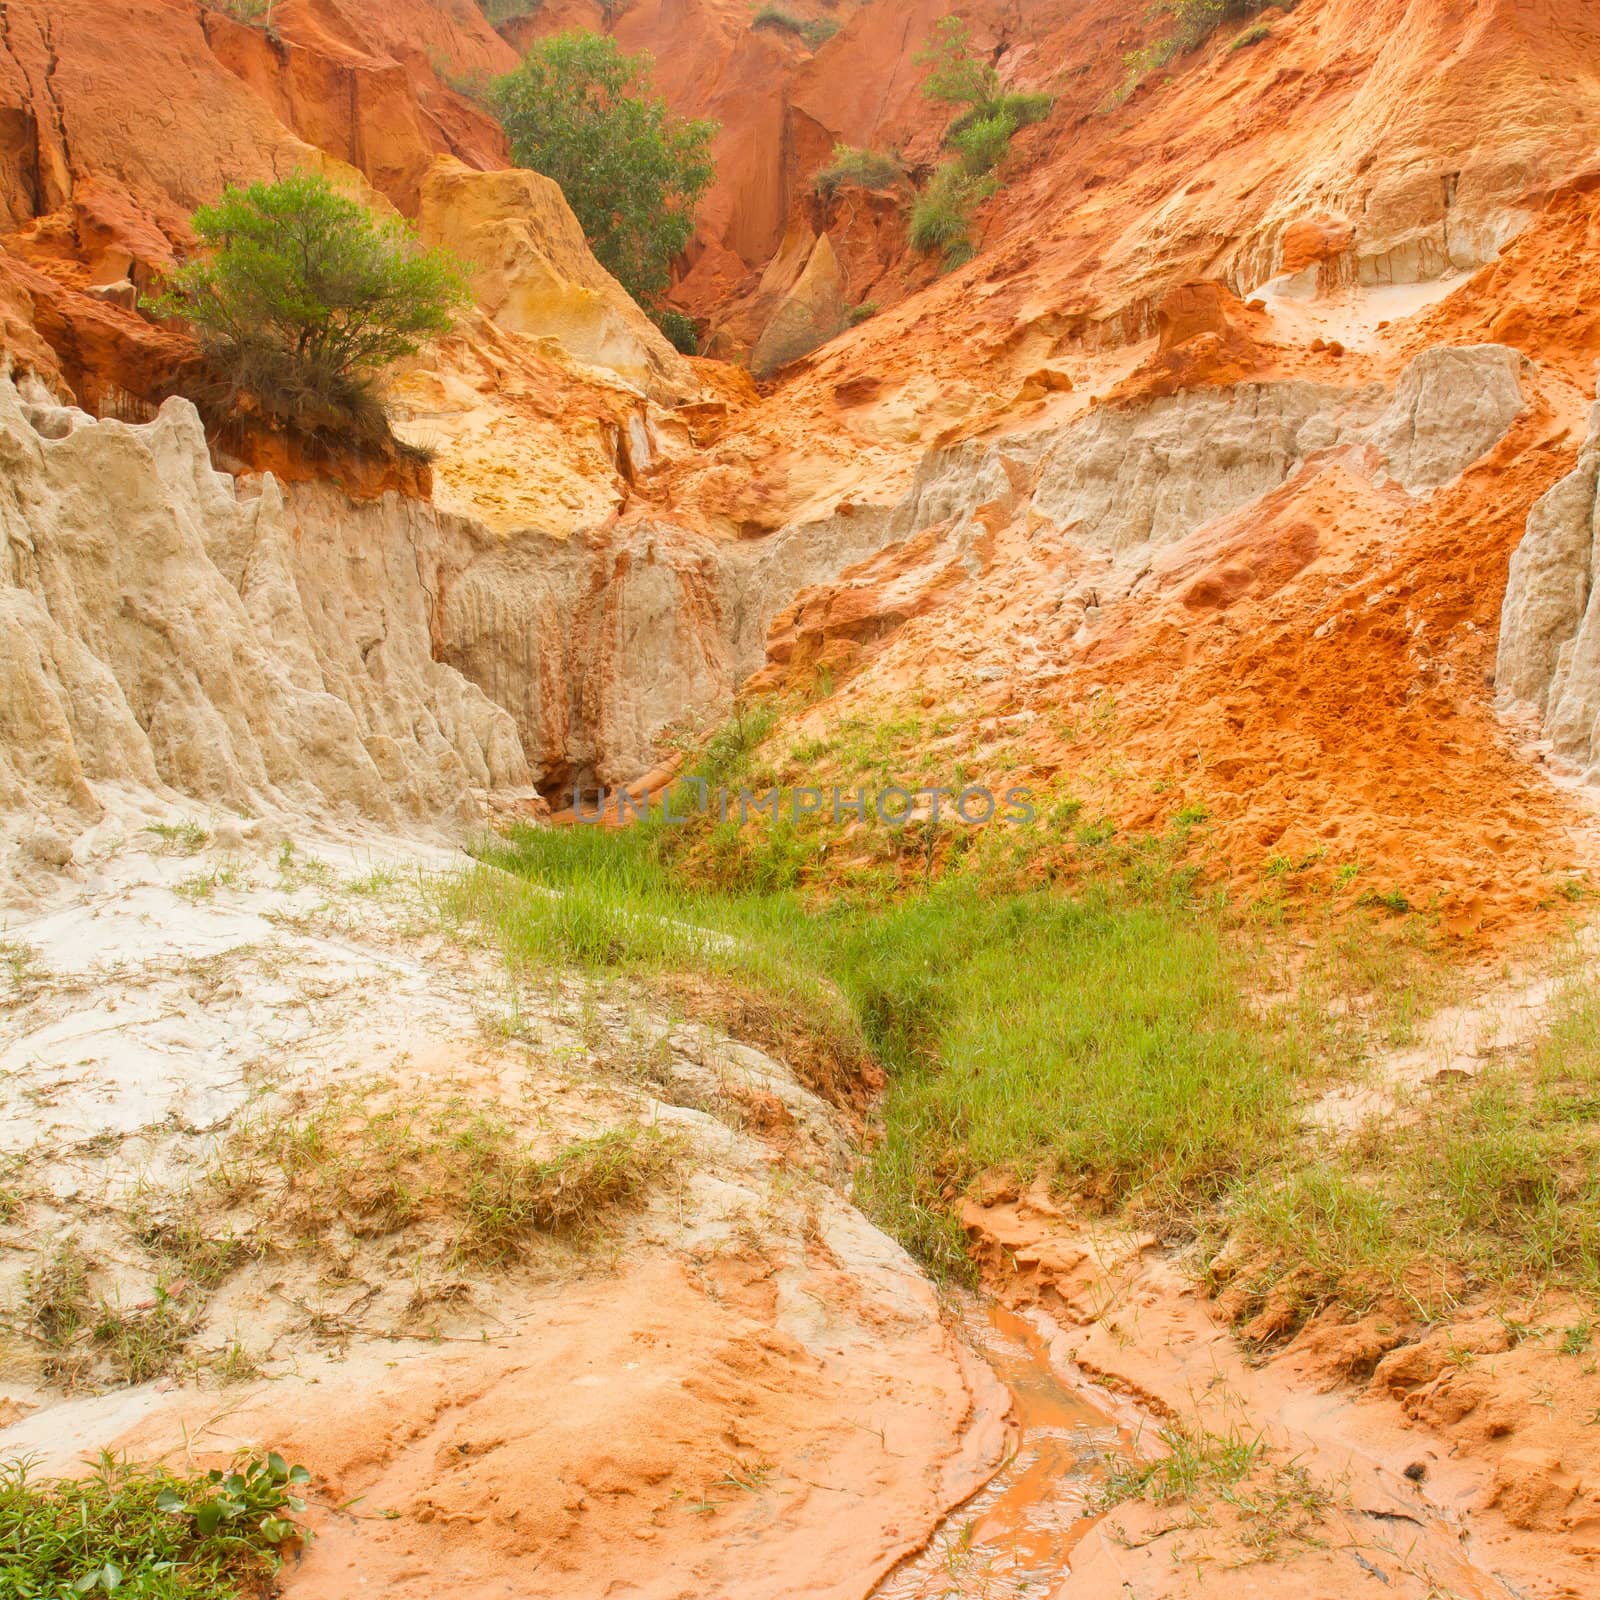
(967, 1187, 1600, 1600)
(1037, 397, 1592, 938)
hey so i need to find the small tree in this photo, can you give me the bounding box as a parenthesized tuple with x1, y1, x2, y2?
(490, 32, 717, 313)
(161, 171, 468, 444)
(915, 16, 1051, 137)
(916, 16, 1001, 114)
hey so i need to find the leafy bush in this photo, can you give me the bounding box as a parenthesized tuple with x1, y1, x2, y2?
(1169, 0, 1275, 51)
(652, 305, 700, 355)
(476, 0, 544, 21)
(987, 89, 1053, 129)
(950, 109, 1017, 176)
(0, 1451, 308, 1600)
(491, 32, 717, 308)
(848, 301, 878, 324)
(752, 4, 803, 32)
(813, 143, 904, 198)
(908, 162, 995, 268)
(159, 172, 467, 450)
(912, 15, 1050, 246)
(915, 16, 1001, 111)
(801, 16, 839, 47)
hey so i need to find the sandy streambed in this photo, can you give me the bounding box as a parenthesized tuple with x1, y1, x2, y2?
(5, 808, 1599, 1600)
(0, 810, 1007, 1598)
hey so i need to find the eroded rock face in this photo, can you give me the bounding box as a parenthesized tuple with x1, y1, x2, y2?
(431, 501, 903, 791)
(0, 376, 529, 826)
(1498, 392, 1600, 770)
(753, 346, 1531, 696)
(749, 232, 849, 376)
(417, 157, 695, 404)
(896, 345, 1527, 557)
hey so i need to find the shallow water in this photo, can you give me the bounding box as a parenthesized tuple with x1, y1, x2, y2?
(872, 1299, 1128, 1599)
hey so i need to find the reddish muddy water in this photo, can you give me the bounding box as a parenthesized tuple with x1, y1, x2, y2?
(873, 1300, 1130, 1598)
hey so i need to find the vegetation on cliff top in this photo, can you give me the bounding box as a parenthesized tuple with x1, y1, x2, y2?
(160, 171, 468, 454)
(751, 6, 839, 49)
(491, 31, 716, 339)
(813, 144, 905, 199)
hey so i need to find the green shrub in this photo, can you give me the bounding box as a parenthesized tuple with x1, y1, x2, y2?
(211, 0, 274, 23)
(945, 90, 1053, 140)
(848, 301, 878, 325)
(652, 306, 700, 355)
(1170, 0, 1275, 50)
(1232, 22, 1272, 47)
(159, 171, 468, 449)
(751, 7, 836, 46)
(908, 162, 995, 268)
(915, 16, 1001, 112)
(0, 1451, 308, 1600)
(813, 144, 904, 198)
(993, 89, 1053, 127)
(949, 109, 1017, 176)
(476, 0, 544, 21)
(752, 4, 804, 31)
(491, 32, 717, 308)
(913, 17, 1050, 216)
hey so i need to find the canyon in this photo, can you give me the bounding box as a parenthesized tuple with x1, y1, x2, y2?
(4, 1, 1600, 1596)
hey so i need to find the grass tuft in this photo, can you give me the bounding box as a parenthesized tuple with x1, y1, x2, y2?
(1, 939, 48, 998)
(813, 144, 904, 198)
(1100, 1421, 1334, 1558)
(213, 1083, 677, 1267)
(909, 164, 996, 269)
(146, 821, 211, 856)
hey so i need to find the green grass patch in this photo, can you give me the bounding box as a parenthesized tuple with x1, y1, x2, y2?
(1233, 974, 1600, 1313)
(444, 704, 1569, 1307)
(909, 163, 996, 269)
(145, 821, 210, 856)
(0, 1451, 307, 1599)
(447, 806, 1315, 1280)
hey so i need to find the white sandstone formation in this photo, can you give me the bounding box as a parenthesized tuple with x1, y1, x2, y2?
(1497, 389, 1600, 772)
(0, 374, 530, 832)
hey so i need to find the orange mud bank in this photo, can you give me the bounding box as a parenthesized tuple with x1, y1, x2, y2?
(967, 1188, 1600, 1600)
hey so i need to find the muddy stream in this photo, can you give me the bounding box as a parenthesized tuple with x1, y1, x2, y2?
(873, 1299, 1133, 1599)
